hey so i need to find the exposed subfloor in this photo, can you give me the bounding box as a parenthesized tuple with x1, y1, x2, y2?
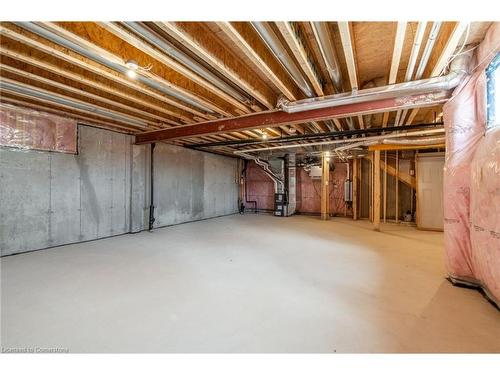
(1, 214, 499, 353)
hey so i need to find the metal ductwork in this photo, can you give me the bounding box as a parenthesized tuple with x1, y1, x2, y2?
(14, 22, 214, 114)
(251, 22, 315, 98)
(122, 22, 250, 104)
(414, 22, 442, 79)
(0, 80, 148, 128)
(233, 128, 445, 154)
(279, 51, 471, 114)
(311, 22, 343, 93)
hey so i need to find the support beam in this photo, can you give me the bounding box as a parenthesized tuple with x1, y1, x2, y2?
(135, 92, 449, 143)
(352, 157, 358, 220)
(373, 150, 381, 231)
(368, 143, 445, 152)
(321, 152, 330, 220)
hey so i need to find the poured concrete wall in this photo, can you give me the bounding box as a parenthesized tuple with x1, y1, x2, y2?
(0, 126, 238, 256)
(153, 143, 239, 227)
(0, 126, 134, 255)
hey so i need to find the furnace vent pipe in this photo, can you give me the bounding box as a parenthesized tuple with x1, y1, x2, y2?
(122, 22, 250, 104)
(251, 22, 315, 98)
(279, 51, 471, 113)
(311, 22, 343, 93)
(14, 22, 214, 114)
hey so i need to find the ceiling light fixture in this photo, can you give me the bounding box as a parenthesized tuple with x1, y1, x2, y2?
(261, 130, 268, 140)
(125, 59, 152, 79)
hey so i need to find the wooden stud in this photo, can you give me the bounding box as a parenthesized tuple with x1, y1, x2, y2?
(383, 151, 387, 223)
(321, 152, 330, 220)
(395, 151, 399, 223)
(352, 157, 358, 220)
(373, 150, 381, 230)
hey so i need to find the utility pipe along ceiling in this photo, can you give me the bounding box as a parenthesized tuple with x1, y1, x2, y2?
(0, 21, 488, 156)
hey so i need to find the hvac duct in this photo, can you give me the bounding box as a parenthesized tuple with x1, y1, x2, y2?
(14, 22, 214, 114)
(122, 22, 250, 104)
(311, 22, 343, 93)
(414, 22, 442, 80)
(233, 128, 445, 153)
(0, 80, 148, 128)
(251, 22, 315, 98)
(279, 51, 471, 114)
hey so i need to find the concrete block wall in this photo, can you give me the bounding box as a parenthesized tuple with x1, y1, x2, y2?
(0, 125, 239, 256)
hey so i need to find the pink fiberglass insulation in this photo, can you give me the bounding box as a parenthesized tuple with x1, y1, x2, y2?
(443, 22, 500, 304)
(470, 127, 500, 304)
(0, 103, 77, 154)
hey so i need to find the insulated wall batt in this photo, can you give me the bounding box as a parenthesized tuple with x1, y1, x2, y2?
(470, 127, 500, 303)
(443, 22, 500, 303)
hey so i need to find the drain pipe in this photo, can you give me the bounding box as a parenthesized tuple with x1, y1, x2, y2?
(148, 143, 156, 231)
(279, 51, 471, 113)
(251, 22, 315, 98)
(241, 160, 258, 213)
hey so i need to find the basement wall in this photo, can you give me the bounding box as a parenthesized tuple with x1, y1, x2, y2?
(152, 142, 239, 227)
(0, 125, 239, 256)
(245, 160, 351, 216)
(244, 160, 275, 211)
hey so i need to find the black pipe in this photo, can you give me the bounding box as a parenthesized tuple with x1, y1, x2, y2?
(241, 159, 257, 213)
(186, 122, 444, 149)
(148, 142, 156, 231)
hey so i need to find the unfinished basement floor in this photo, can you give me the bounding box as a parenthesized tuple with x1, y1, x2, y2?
(1, 214, 499, 353)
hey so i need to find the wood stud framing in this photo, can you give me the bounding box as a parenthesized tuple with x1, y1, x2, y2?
(0, 20, 487, 154)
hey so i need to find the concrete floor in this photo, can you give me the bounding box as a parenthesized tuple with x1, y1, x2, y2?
(1, 214, 499, 353)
